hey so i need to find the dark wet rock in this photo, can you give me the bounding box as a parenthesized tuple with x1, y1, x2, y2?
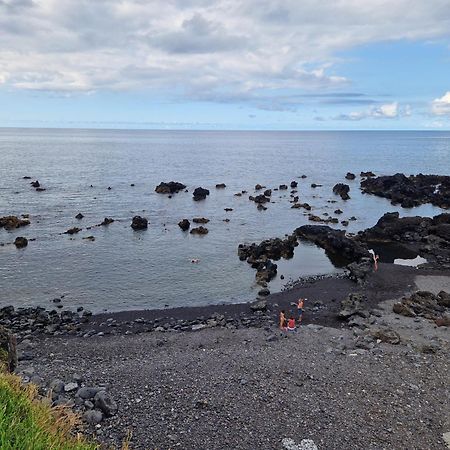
(279, 184, 288, 190)
(23, 176, 31, 179)
(333, 183, 350, 200)
(82, 236, 95, 241)
(215, 183, 226, 189)
(0, 216, 30, 230)
(264, 189, 272, 197)
(238, 236, 297, 263)
(360, 173, 450, 208)
(393, 291, 449, 321)
(100, 217, 114, 226)
(84, 410, 103, 425)
(290, 181, 298, 188)
(255, 184, 265, 191)
(31, 180, 40, 188)
(341, 221, 349, 227)
(250, 194, 270, 204)
(190, 226, 208, 235)
(345, 172, 356, 180)
(290, 196, 299, 203)
(193, 217, 210, 224)
(131, 216, 148, 230)
(360, 171, 376, 177)
(193, 187, 210, 201)
(334, 209, 343, 214)
(311, 183, 322, 188)
(291, 203, 311, 211)
(64, 227, 82, 235)
(35, 187, 46, 192)
(130, 183, 135, 187)
(308, 214, 338, 224)
(14, 237, 28, 248)
(75, 213, 84, 220)
(0, 325, 17, 372)
(155, 181, 186, 194)
(295, 225, 369, 265)
(338, 293, 367, 320)
(178, 219, 190, 231)
(258, 288, 270, 297)
(224, 208, 233, 212)
(257, 204, 267, 211)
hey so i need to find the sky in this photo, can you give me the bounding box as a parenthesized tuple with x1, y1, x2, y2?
(1, 0, 450, 130)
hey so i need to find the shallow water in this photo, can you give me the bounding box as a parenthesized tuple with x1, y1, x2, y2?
(0, 129, 449, 312)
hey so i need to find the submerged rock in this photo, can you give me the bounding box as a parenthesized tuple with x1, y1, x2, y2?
(345, 172, 356, 180)
(190, 226, 209, 235)
(215, 183, 226, 189)
(131, 216, 148, 230)
(193, 217, 209, 224)
(75, 213, 84, 220)
(100, 217, 114, 226)
(64, 227, 82, 235)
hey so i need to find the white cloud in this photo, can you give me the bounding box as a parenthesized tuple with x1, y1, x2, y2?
(0, 0, 450, 109)
(334, 102, 412, 121)
(431, 91, 450, 115)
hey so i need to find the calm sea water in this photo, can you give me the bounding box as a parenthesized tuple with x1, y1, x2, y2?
(0, 129, 449, 312)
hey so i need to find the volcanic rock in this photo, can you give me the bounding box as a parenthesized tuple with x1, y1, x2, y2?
(0, 216, 30, 230)
(131, 216, 148, 230)
(100, 217, 114, 226)
(178, 219, 190, 231)
(193, 217, 210, 224)
(75, 213, 84, 220)
(215, 183, 226, 189)
(14, 237, 28, 248)
(333, 183, 350, 200)
(155, 181, 186, 194)
(345, 172, 356, 180)
(190, 226, 209, 235)
(64, 227, 82, 235)
(193, 187, 210, 201)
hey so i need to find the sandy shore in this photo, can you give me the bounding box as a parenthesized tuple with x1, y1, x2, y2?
(13, 264, 450, 450)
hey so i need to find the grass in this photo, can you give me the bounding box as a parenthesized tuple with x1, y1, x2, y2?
(0, 372, 99, 450)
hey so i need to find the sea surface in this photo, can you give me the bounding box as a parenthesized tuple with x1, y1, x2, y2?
(1, 129, 449, 313)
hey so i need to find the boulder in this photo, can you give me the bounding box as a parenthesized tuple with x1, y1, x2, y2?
(75, 213, 84, 220)
(437, 291, 450, 307)
(14, 237, 28, 248)
(193, 217, 209, 224)
(338, 293, 367, 319)
(100, 217, 114, 226)
(279, 184, 288, 190)
(215, 183, 226, 189)
(263, 189, 272, 197)
(31, 180, 40, 188)
(290, 181, 298, 188)
(155, 181, 186, 194)
(190, 226, 208, 235)
(0, 326, 17, 373)
(346, 257, 373, 284)
(360, 171, 376, 177)
(64, 227, 81, 235)
(333, 183, 350, 200)
(372, 328, 401, 345)
(0, 216, 30, 230)
(84, 410, 103, 425)
(193, 187, 210, 201)
(94, 391, 118, 417)
(178, 219, 190, 231)
(345, 172, 356, 180)
(131, 216, 148, 230)
(255, 184, 264, 190)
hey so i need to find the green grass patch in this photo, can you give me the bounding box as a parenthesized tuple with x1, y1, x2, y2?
(0, 372, 99, 450)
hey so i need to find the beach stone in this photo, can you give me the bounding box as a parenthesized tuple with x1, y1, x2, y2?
(14, 237, 28, 248)
(84, 409, 103, 425)
(0, 326, 17, 373)
(94, 391, 118, 417)
(64, 382, 79, 392)
(131, 216, 148, 230)
(49, 379, 65, 394)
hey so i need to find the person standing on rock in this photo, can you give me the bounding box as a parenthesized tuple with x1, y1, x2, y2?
(279, 310, 287, 330)
(297, 298, 304, 324)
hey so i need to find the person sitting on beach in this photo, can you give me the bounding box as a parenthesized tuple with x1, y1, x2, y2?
(297, 298, 304, 324)
(279, 310, 287, 330)
(287, 316, 296, 332)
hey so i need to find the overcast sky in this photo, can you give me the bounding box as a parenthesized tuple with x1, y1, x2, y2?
(1, 0, 450, 129)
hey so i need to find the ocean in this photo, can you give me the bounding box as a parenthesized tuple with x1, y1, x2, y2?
(0, 129, 449, 312)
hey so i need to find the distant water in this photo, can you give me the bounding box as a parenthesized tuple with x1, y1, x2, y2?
(0, 129, 449, 313)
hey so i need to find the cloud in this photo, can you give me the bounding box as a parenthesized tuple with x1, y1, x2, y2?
(0, 0, 450, 110)
(431, 91, 450, 115)
(334, 102, 412, 121)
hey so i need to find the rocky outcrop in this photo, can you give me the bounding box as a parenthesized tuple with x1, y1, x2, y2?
(178, 219, 190, 231)
(0, 216, 30, 230)
(190, 226, 208, 235)
(131, 216, 148, 230)
(238, 236, 298, 263)
(360, 171, 376, 177)
(346, 257, 373, 285)
(14, 237, 28, 248)
(193, 187, 210, 201)
(357, 212, 450, 267)
(360, 173, 450, 208)
(294, 225, 369, 265)
(338, 293, 368, 320)
(333, 183, 350, 200)
(393, 291, 449, 324)
(0, 325, 17, 373)
(155, 181, 186, 194)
